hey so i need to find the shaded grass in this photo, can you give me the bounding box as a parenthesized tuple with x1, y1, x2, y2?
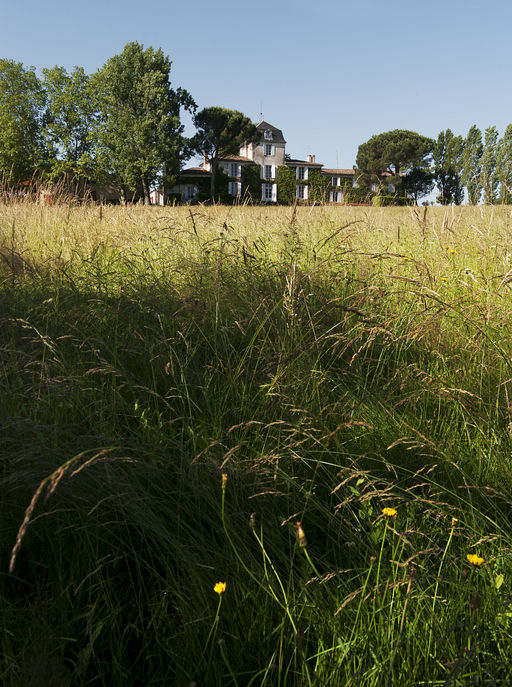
(1, 203, 512, 685)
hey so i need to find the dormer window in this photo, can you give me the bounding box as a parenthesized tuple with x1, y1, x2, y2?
(264, 129, 273, 140)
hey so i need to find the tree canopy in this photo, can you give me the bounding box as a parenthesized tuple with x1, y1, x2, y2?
(0, 59, 45, 183)
(94, 41, 195, 203)
(356, 129, 434, 202)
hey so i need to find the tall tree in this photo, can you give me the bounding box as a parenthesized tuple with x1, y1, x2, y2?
(0, 59, 45, 183)
(481, 125, 499, 204)
(497, 124, 512, 204)
(355, 129, 433, 204)
(433, 129, 464, 205)
(191, 107, 257, 201)
(462, 126, 483, 205)
(94, 42, 195, 204)
(42, 66, 98, 184)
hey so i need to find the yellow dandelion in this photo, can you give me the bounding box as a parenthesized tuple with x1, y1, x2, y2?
(382, 507, 397, 518)
(466, 553, 484, 567)
(441, 277, 448, 282)
(449, 249, 456, 254)
(403, 257, 409, 261)
(214, 581, 227, 595)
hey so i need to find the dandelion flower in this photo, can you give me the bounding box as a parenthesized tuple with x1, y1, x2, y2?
(441, 277, 448, 282)
(382, 507, 397, 518)
(214, 581, 227, 595)
(466, 553, 484, 567)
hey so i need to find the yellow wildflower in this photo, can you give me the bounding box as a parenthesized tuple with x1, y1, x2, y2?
(382, 507, 397, 518)
(221, 473, 228, 489)
(466, 553, 484, 567)
(214, 581, 227, 595)
(296, 521, 307, 548)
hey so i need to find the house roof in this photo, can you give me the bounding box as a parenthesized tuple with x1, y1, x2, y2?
(285, 158, 323, 168)
(256, 121, 286, 144)
(181, 167, 211, 176)
(218, 155, 253, 162)
(322, 168, 355, 176)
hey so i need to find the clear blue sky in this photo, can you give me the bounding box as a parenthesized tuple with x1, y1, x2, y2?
(2, 0, 511, 169)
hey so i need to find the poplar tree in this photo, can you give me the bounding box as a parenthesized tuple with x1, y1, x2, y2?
(433, 129, 464, 205)
(0, 59, 45, 183)
(462, 126, 483, 205)
(481, 125, 499, 204)
(496, 124, 512, 204)
(94, 42, 195, 204)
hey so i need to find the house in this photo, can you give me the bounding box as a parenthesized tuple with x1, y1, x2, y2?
(165, 120, 367, 204)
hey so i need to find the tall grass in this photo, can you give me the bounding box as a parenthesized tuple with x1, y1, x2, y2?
(1, 201, 512, 685)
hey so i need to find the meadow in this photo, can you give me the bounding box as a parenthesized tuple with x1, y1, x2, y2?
(1, 201, 512, 686)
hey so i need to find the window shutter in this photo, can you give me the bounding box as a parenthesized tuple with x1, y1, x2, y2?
(304, 185, 309, 200)
(261, 184, 266, 201)
(304, 167, 309, 181)
(271, 145, 275, 156)
(296, 167, 299, 180)
(272, 184, 277, 202)
(271, 165, 275, 179)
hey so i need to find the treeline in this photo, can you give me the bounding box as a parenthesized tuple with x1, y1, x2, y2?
(0, 42, 195, 204)
(433, 126, 512, 205)
(355, 127, 512, 205)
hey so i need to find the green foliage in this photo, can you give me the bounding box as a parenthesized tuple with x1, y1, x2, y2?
(497, 124, 512, 203)
(0, 59, 45, 183)
(277, 165, 296, 203)
(308, 168, 331, 203)
(241, 164, 261, 202)
(94, 41, 195, 203)
(462, 125, 483, 205)
(482, 126, 499, 204)
(41, 66, 97, 183)
(433, 129, 464, 205)
(356, 129, 434, 202)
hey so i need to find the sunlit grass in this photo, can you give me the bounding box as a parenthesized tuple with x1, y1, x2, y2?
(1, 201, 512, 685)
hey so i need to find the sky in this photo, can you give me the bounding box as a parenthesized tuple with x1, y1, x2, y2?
(2, 0, 512, 170)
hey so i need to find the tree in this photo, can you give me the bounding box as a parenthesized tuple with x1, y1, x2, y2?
(42, 66, 98, 184)
(462, 126, 483, 205)
(481, 125, 499, 204)
(356, 130, 433, 204)
(0, 59, 45, 184)
(497, 124, 512, 203)
(404, 166, 434, 203)
(191, 107, 257, 201)
(433, 129, 464, 205)
(94, 42, 195, 204)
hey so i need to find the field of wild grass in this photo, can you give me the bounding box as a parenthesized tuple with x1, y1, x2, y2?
(1, 201, 512, 686)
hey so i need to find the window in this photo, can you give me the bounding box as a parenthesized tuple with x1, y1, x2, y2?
(184, 185, 196, 201)
(264, 143, 275, 156)
(332, 176, 341, 187)
(329, 190, 342, 203)
(264, 165, 273, 179)
(228, 163, 241, 178)
(228, 181, 241, 197)
(296, 185, 308, 200)
(296, 166, 307, 181)
(388, 183, 395, 193)
(264, 129, 273, 140)
(262, 183, 276, 202)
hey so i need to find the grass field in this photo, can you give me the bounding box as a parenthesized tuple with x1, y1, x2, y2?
(1, 201, 512, 686)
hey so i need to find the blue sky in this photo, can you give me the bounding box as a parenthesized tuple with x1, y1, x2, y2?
(2, 0, 512, 169)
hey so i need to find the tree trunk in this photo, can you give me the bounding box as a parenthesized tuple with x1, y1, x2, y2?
(142, 177, 151, 205)
(210, 158, 217, 203)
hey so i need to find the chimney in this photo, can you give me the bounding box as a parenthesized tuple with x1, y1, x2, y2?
(306, 154, 315, 163)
